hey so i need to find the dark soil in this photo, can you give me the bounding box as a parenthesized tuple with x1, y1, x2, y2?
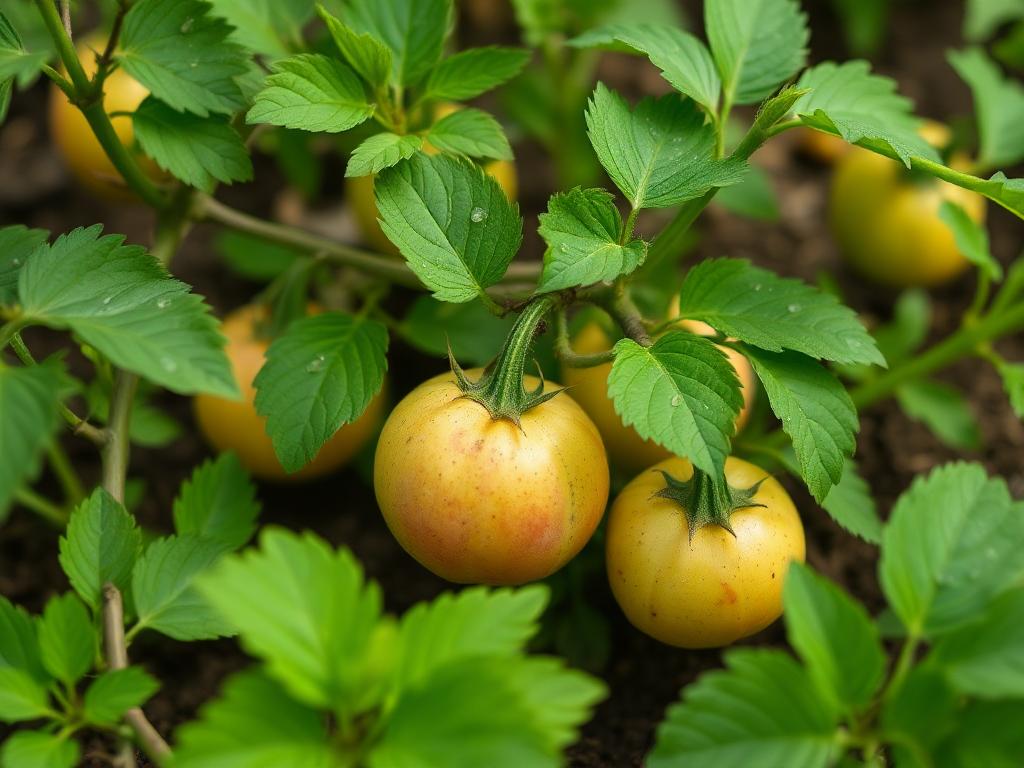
(2, 1, 1023, 766)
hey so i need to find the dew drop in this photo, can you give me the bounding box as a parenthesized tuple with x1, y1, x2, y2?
(787, 304, 800, 313)
(156, 297, 171, 309)
(753, 283, 762, 292)
(10, 258, 20, 267)
(470, 207, 488, 223)
(180, 17, 194, 33)
(160, 356, 178, 372)
(559, 244, 570, 253)
(670, 394, 681, 407)
(102, 296, 113, 305)
(306, 354, 326, 373)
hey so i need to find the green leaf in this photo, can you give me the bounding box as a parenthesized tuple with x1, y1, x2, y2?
(965, 0, 1024, 40)
(174, 670, 333, 768)
(426, 108, 513, 161)
(85, 379, 183, 449)
(934, 699, 1024, 768)
(337, 0, 452, 86)
(586, 84, 746, 210)
(120, 0, 249, 117)
(18, 226, 238, 398)
(931, 588, 1024, 698)
(0, 731, 78, 768)
(714, 165, 779, 221)
(0, 667, 52, 723)
(873, 290, 931, 366)
(59, 489, 142, 610)
(783, 563, 885, 713)
(0, 359, 66, 518)
(208, 0, 315, 59)
(938, 200, 1000, 280)
(197, 528, 382, 709)
(793, 62, 938, 166)
(247, 54, 375, 133)
(745, 348, 856, 503)
(173, 453, 259, 549)
(372, 656, 604, 768)
(0, 596, 47, 683)
(394, 586, 547, 689)
(879, 462, 1024, 636)
(133, 96, 253, 193)
(318, 5, 392, 89)
(0, 225, 46, 305)
(896, 379, 981, 451)
(83, 667, 159, 726)
(678, 259, 883, 366)
(376, 153, 522, 303)
(132, 535, 234, 641)
(570, 24, 720, 115)
(705, 0, 808, 106)
(948, 47, 1024, 169)
(37, 593, 94, 686)
(0, 12, 46, 91)
(820, 460, 882, 544)
(215, 230, 301, 281)
(424, 46, 530, 101)
(345, 132, 422, 177)
(536, 187, 647, 293)
(253, 312, 388, 473)
(880, 668, 958, 762)
(608, 332, 742, 477)
(648, 649, 840, 768)
(969, 170, 1024, 219)
(398, 296, 515, 366)
(993, 359, 1024, 418)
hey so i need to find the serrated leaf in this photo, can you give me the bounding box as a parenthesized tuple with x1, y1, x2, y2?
(931, 589, 1024, 699)
(0, 596, 47, 683)
(318, 5, 391, 89)
(938, 200, 1000, 280)
(819, 460, 882, 544)
(247, 54, 374, 133)
(398, 296, 515, 366)
(0, 667, 52, 723)
(174, 670, 333, 768)
(83, 666, 160, 726)
(197, 528, 382, 709)
(346, 132, 422, 177)
(337, 0, 452, 86)
(967, 170, 1024, 218)
(678, 259, 884, 366)
(793, 61, 938, 166)
(0, 359, 66, 518)
(0, 12, 45, 90)
(426, 108, 513, 161)
(120, 0, 249, 117)
(376, 153, 522, 303)
(608, 333, 742, 477)
(993, 359, 1024, 418)
(0, 731, 78, 768)
(208, 0, 314, 59)
(423, 46, 530, 101)
(586, 84, 746, 210)
(744, 347, 857, 502)
(133, 96, 252, 193)
(537, 187, 646, 293)
(173, 453, 258, 549)
(253, 312, 388, 473)
(879, 462, 1024, 636)
(934, 699, 1024, 768)
(948, 47, 1024, 169)
(394, 586, 547, 690)
(19, 226, 237, 398)
(132, 535, 234, 641)
(705, 0, 808, 106)
(37, 593, 94, 685)
(783, 563, 885, 712)
(896, 379, 981, 451)
(59, 489, 142, 610)
(649, 649, 840, 768)
(570, 24, 720, 115)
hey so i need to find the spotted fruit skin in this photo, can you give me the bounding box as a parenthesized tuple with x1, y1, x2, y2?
(194, 305, 386, 481)
(374, 369, 609, 585)
(606, 456, 805, 648)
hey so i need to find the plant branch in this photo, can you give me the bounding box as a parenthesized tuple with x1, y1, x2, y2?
(100, 370, 137, 502)
(646, 192, 716, 266)
(554, 309, 615, 368)
(47, 442, 85, 505)
(14, 487, 68, 526)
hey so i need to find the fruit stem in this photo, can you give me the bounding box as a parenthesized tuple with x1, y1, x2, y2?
(452, 294, 560, 423)
(653, 466, 765, 540)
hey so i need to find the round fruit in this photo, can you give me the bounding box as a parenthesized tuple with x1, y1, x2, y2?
(828, 123, 985, 287)
(374, 369, 609, 585)
(562, 319, 757, 474)
(795, 127, 851, 165)
(194, 304, 385, 481)
(606, 456, 805, 648)
(48, 37, 160, 199)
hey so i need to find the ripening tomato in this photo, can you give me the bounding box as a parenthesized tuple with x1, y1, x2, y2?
(373, 369, 609, 585)
(48, 37, 162, 200)
(828, 121, 985, 287)
(194, 304, 386, 481)
(562, 319, 757, 474)
(346, 102, 518, 255)
(606, 456, 805, 648)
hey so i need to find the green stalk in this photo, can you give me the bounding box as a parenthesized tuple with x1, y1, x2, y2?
(14, 487, 69, 527)
(47, 442, 85, 505)
(0, 319, 26, 350)
(646, 192, 717, 266)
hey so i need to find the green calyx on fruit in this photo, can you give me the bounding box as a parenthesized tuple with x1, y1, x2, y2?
(652, 467, 765, 540)
(450, 294, 562, 425)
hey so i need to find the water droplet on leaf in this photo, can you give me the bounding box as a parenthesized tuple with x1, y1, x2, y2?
(306, 354, 326, 373)
(787, 304, 800, 313)
(156, 298, 171, 309)
(670, 394, 681, 407)
(470, 207, 488, 223)
(160, 357, 178, 372)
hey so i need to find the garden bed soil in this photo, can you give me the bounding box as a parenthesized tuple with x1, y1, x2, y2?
(1, 1, 1022, 765)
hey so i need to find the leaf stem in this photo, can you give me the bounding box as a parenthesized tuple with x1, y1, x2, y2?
(100, 370, 137, 503)
(13, 487, 69, 526)
(646, 191, 716, 266)
(554, 309, 616, 368)
(0, 318, 27, 350)
(47, 441, 85, 505)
